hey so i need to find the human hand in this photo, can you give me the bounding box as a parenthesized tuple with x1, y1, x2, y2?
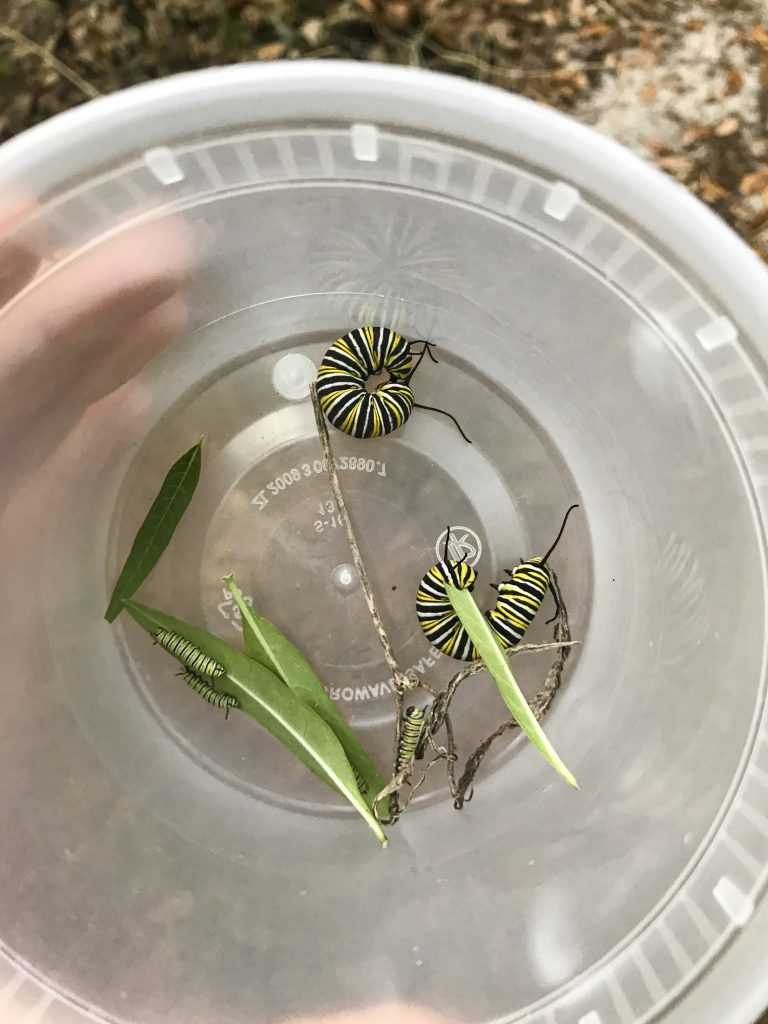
(0, 199, 193, 510)
(282, 1004, 456, 1024)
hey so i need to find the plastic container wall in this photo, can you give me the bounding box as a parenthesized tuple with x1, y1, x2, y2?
(0, 63, 766, 1024)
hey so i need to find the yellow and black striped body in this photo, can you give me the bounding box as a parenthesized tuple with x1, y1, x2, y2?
(486, 557, 552, 648)
(179, 667, 239, 712)
(417, 507, 576, 661)
(416, 559, 479, 662)
(398, 706, 426, 770)
(416, 557, 552, 662)
(353, 768, 368, 795)
(316, 326, 415, 438)
(155, 628, 225, 680)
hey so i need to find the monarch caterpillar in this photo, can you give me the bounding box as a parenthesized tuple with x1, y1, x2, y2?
(178, 667, 240, 716)
(416, 555, 479, 662)
(397, 706, 427, 770)
(416, 505, 579, 662)
(316, 326, 471, 443)
(353, 769, 368, 795)
(154, 628, 225, 680)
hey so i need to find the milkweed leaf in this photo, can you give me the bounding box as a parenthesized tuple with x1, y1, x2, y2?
(445, 584, 578, 789)
(224, 574, 386, 807)
(123, 599, 388, 845)
(105, 440, 202, 622)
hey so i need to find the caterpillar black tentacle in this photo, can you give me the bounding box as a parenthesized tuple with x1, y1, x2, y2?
(178, 667, 239, 716)
(403, 338, 440, 381)
(316, 326, 470, 443)
(412, 403, 473, 445)
(416, 506, 579, 661)
(154, 628, 225, 680)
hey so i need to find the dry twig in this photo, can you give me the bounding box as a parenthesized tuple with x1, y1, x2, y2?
(0, 25, 101, 100)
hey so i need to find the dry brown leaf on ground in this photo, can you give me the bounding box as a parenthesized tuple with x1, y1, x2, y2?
(681, 124, 712, 147)
(257, 41, 287, 59)
(714, 115, 740, 137)
(579, 23, 613, 39)
(698, 174, 729, 202)
(640, 81, 657, 103)
(655, 154, 695, 179)
(740, 168, 768, 194)
(301, 18, 324, 45)
(638, 27, 657, 51)
(725, 65, 744, 96)
(381, 3, 411, 29)
(734, 203, 761, 223)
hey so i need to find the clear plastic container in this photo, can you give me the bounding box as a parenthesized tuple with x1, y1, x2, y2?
(0, 61, 767, 1024)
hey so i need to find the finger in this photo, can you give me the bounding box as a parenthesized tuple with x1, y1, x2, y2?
(3, 292, 185, 494)
(0, 196, 44, 308)
(0, 379, 151, 528)
(282, 1006, 455, 1024)
(75, 293, 188, 409)
(58, 382, 153, 484)
(0, 214, 193, 424)
(38, 214, 194, 350)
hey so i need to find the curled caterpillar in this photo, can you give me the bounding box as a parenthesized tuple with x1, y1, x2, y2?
(316, 326, 470, 443)
(397, 706, 427, 770)
(178, 667, 240, 716)
(154, 628, 225, 680)
(416, 555, 479, 662)
(416, 505, 579, 662)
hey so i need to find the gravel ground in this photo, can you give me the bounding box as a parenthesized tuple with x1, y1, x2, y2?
(1, 0, 768, 258)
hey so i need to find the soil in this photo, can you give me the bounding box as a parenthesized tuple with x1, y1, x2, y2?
(2, 0, 768, 260)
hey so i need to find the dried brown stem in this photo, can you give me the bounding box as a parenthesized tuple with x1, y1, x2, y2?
(311, 383, 419, 822)
(0, 26, 101, 99)
(425, 637, 580, 744)
(452, 570, 574, 808)
(310, 382, 410, 691)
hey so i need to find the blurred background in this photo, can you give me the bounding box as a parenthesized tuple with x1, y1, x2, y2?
(0, 0, 767, 261)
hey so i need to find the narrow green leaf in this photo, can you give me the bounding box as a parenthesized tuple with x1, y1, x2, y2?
(224, 575, 386, 804)
(445, 584, 579, 789)
(105, 440, 203, 622)
(123, 599, 388, 845)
